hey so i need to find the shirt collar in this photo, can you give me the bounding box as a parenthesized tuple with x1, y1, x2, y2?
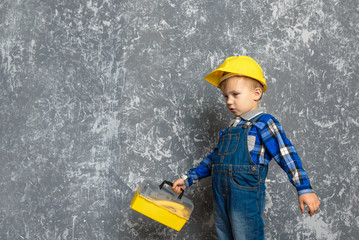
(228, 107, 264, 127)
(239, 107, 265, 121)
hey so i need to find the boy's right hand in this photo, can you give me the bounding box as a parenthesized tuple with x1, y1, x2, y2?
(171, 178, 186, 194)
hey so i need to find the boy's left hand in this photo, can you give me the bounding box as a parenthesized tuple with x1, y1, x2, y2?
(298, 193, 320, 216)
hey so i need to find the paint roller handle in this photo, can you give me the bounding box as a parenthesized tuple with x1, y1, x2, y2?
(159, 180, 184, 199)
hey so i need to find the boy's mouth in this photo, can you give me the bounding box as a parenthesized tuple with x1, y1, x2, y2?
(229, 108, 236, 112)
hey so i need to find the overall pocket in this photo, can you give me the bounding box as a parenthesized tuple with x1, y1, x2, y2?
(230, 168, 259, 190)
(216, 132, 240, 156)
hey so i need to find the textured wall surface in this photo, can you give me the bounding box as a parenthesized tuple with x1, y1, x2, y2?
(1, 0, 358, 239)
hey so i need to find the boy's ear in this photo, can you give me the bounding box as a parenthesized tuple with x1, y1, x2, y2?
(253, 87, 262, 101)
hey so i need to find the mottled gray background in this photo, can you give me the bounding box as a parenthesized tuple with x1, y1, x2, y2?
(1, 0, 358, 239)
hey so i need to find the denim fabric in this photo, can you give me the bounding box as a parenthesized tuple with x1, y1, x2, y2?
(211, 114, 268, 240)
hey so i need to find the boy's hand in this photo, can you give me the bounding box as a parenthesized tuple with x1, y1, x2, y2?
(171, 178, 186, 194)
(298, 193, 320, 216)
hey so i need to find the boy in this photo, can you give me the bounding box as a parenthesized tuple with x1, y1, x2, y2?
(171, 56, 320, 240)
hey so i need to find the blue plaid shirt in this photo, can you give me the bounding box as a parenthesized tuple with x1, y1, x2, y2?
(184, 108, 313, 196)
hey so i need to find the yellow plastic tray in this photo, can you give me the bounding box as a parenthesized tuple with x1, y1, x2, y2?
(130, 180, 193, 231)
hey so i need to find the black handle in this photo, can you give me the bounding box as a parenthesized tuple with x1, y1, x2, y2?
(159, 180, 184, 199)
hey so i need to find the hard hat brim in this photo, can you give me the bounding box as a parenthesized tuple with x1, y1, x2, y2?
(205, 69, 267, 92)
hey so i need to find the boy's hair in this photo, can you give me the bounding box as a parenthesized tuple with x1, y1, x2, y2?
(219, 74, 264, 100)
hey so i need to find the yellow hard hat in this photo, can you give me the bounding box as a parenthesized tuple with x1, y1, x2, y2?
(204, 56, 267, 92)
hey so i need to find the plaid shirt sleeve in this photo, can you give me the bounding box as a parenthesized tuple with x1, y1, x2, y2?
(184, 132, 224, 188)
(260, 116, 313, 195)
(184, 147, 218, 188)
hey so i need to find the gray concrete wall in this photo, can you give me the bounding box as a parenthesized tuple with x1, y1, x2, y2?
(1, 0, 358, 239)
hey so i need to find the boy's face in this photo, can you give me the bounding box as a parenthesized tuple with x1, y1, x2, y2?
(220, 76, 261, 116)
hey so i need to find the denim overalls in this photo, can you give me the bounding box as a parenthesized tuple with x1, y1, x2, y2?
(211, 113, 268, 240)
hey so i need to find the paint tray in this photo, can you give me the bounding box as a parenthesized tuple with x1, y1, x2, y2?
(131, 180, 194, 231)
